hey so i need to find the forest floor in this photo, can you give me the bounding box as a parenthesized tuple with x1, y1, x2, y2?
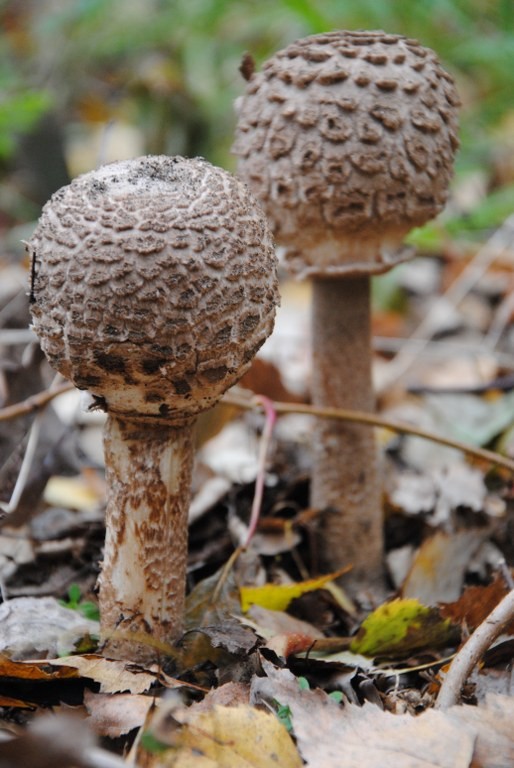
(0, 212, 513, 766)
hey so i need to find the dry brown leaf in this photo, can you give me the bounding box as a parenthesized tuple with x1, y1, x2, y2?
(239, 357, 304, 404)
(193, 682, 250, 711)
(0, 655, 78, 681)
(84, 689, 154, 738)
(46, 654, 156, 693)
(440, 573, 514, 632)
(246, 605, 325, 641)
(251, 662, 514, 768)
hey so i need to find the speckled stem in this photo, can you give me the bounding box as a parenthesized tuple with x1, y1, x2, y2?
(311, 277, 384, 590)
(99, 415, 194, 663)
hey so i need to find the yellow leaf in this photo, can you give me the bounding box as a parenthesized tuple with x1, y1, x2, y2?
(240, 568, 350, 613)
(154, 704, 302, 768)
(43, 474, 102, 511)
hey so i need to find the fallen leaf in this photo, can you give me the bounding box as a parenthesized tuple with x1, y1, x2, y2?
(246, 605, 324, 641)
(440, 573, 514, 633)
(0, 655, 78, 681)
(46, 655, 157, 694)
(193, 682, 250, 711)
(350, 598, 459, 658)
(196, 620, 258, 655)
(251, 662, 514, 767)
(84, 689, 154, 737)
(185, 565, 242, 630)
(0, 596, 99, 660)
(239, 357, 304, 404)
(430, 464, 487, 524)
(402, 530, 486, 604)
(0, 531, 34, 581)
(141, 701, 302, 768)
(427, 390, 514, 447)
(43, 473, 103, 511)
(389, 464, 489, 522)
(0, 695, 36, 708)
(389, 470, 436, 514)
(266, 632, 322, 659)
(240, 568, 350, 613)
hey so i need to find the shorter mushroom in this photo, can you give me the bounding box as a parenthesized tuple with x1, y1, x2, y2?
(29, 155, 279, 662)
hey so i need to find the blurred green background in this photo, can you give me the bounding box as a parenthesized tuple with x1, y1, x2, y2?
(1, 0, 513, 236)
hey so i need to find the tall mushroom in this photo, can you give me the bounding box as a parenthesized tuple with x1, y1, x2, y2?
(29, 155, 279, 662)
(233, 31, 459, 590)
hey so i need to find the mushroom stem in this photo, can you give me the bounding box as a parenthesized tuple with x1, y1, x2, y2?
(99, 415, 194, 662)
(311, 276, 383, 589)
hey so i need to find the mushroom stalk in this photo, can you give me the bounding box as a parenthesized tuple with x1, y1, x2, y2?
(311, 276, 383, 588)
(99, 416, 194, 661)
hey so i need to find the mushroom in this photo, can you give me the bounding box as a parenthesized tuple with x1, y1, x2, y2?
(233, 30, 459, 590)
(29, 155, 279, 662)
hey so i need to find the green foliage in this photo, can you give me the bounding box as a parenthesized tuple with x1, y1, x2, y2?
(0, 0, 513, 219)
(60, 583, 100, 622)
(0, 90, 51, 159)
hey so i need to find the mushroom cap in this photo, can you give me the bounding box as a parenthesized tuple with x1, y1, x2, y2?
(29, 156, 279, 422)
(233, 30, 460, 278)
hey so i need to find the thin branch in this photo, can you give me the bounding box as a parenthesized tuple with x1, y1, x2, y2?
(436, 588, 514, 709)
(244, 395, 277, 548)
(2, 381, 513, 472)
(0, 374, 71, 519)
(222, 392, 514, 473)
(0, 381, 74, 422)
(0, 411, 43, 516)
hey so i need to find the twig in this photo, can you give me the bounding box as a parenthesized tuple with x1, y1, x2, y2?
(0, 410, 43, 516)
(222, 392, 514, 473)
(2, 381, 513, 472)
(0, 381, 74, 422)
(435, 588, 514, 709)
(244, 395, 277, 547)
(212, 397, 278, 602)
(0, 375, 71, 519)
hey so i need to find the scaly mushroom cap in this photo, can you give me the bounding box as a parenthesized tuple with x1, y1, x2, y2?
(233, 30, 460, 278)
(29, 155, 279, 422)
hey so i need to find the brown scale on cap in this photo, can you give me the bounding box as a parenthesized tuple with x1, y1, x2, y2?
(29, 156, 279, 662)
(234, 31, 459, 593)
(233, 29, 460, 278)
(30, 155, 278, 423)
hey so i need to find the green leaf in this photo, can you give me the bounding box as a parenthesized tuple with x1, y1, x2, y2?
(350, 598, 459, 658)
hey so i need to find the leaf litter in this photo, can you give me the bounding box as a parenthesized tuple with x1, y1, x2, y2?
(0, 208, 514, 763)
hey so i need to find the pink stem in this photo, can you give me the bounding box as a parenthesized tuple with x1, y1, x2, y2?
(244, 395, 277, 548)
